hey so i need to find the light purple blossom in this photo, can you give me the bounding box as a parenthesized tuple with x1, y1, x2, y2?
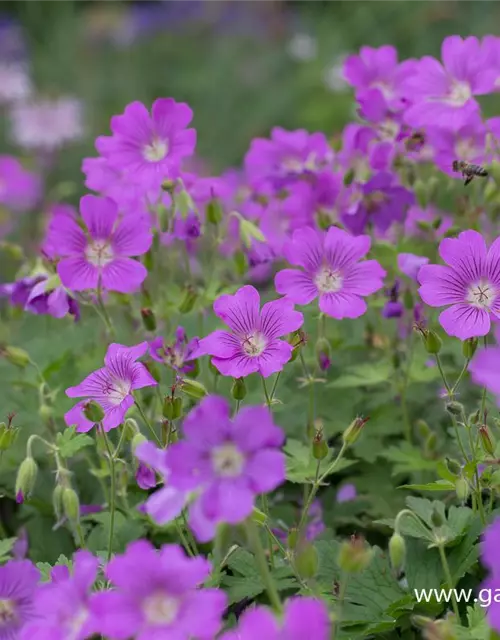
(336, 483, 357, 503)
(65, 342, 157, 432)
(149, 327, 199, 374)
(220, 597, 330, 640)
(470, 326, 500, 406)
(398, 253, 430, 282)
(46, 194, 152, 293)
(197, 285, 303, 378)
(90, 540, 226, 640)
(0, 275, 80, 320)
(0, 155, 41, 213)
(402, 36, 497, 130)
(165, 395, 285, 542)
(418, 230, 500, 340)
(275, 226, 386, 319)
(136, 462, 157, 491)
(20, 551, 99, 640)
(0, 559, 39, 640)
(96, 98, 196, 189)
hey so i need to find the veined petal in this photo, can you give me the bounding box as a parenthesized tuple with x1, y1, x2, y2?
(213, 285, 260, 335)
(259, 298, 304, 339)
(439, 303, 490, 340)
(101, 258, 148, 293)
(58, 257, 99, 291)
(80, 195, 118, 241)
(274, 269, 318, 305)
(319, 292, 367, 319)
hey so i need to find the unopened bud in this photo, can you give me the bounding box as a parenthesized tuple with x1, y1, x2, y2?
(207, 199, 223, 225)
(177, 188, 195, 219)
(445, 401, 464, 417)
(251, 506, 267, 526)
(180, 378, 208, 399)
(161, 179, 176, 193)
(445, 458, 461, 476)
(422, 329, 442, 355)
(424, 432, 437, 456)
(131, 432, 148, 453)
(15, 457, 38, 500)
(469, 410, 480, 425)
(1, 345, 30, 368)
(462, 337, 478, 360)
(141, 308, 157, 332)
(236, 215, 266, 249)
(0, 422, 19, 451)
(231, 378, 246, 401)
(343, 416, 369, 446)
(83, 400, 105, 423)
(316, 210, 332, 230)
(163, 396, 175, 420)
(343, 168, 355, 187)
(38, 404, 53, 422)
(52, 484, 64, 521)
(124, 418, 140, 438)
(173, 397, 183, 419)
(338, 536, 374, 573)
(455, 476, 470, 502)
(388, 532, 406, 574)
(178, 287, 197, 314)
(431, 506, 445, 528)
(233, 250, 248, 276)
(312, 427, 328, 460)
(287, 528, 298, 550)
(416, 420, 431, 438)
(294, 541, 319, 580)
(480, 425, 495, 456)
(315, 337, 331, 372)
(62, 487, 80, 523)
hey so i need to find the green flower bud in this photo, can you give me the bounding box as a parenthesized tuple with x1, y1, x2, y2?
(163, 396, 175, 420)
(15, 457, 38, 500)
(431, 506, 445, 528)
(1, 345, 30, 368)
(445, 458, 462, 476)
(480, 425, 495, 456)
(287, 528, 298, 550)
(143, 248, 154, 272)
(124, 418, 140, 438)
(178, 287, 197, 314)
(52, 484, 64, 521)
(462, 337, 478, 359)
(444, 226, 461, 238)
(62, 487, 80, 523)
(140, 308, 157, 332)
(424, 432, 437, 456)
(180, 378, 208, 400)
(445, 401, 464, 417)
(236, 215, 266, 249)
(177, 188, 196, 219)
(423, 329, 442, 355)
(388, 532, 406, 574)
(416, 419, 431, 438)
(316, 210, 332, 231)
(83, 400, 105, 423)
(343, 416, 369, 446)
(343, 168, 355, 187)
(207, 199, 223, 225)
(131, 432, 148, 453)
(469, 410, 481, 425)
(233, 250, 248, 277)
(338, 536, 373, 573)
(173, 397, 183, 420)
(0, 422, 18, 451)
(294, 541, 319, 580)
(38, 404, 53, 422)
(231, 378, 247, 401)
(161, 179, 176, 193)
(312, 426, 328, 460)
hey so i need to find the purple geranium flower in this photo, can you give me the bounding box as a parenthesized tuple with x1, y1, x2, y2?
(65, 342, 157, 432)
(96, 98, 196, 189)
(402, 35, 496, 130)
(47, 195, 153, 293)
(418, 230, 500, 339)
(20, 551, 99, 640)
(165, 395, 285, 542)
(244, 127, 333, 190)
(136, 462, 157, 490)
(275, 226, 385, 319)
(220, 597, 330, 640)
(90, 540, 226, 640)
(135, 441, 189, 524)
(343, 172, 414, 235)
(337, 483, 357, 503)
(197, 285, 303, 378)
(470, 325, 500, 405)
(398, 253, 430, 282)
(0, 155, 41, 213)
(149, 326, 199, 374)
(0, 559, 39, 639)
(0, 275, 80, 320)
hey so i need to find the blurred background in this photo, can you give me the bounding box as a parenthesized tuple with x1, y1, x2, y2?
(1, 0, 499, 185)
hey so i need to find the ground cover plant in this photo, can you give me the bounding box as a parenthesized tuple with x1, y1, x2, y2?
(4, 7, 500, 640)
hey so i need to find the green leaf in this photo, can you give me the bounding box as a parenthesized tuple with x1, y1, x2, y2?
(399, 480, 455, 492)
(36, 554, 72, 583)
(328, 361, 393, 388)
(379, 443, 436, 475)
(0, 537, 16, 561)
(283, 439, 355, 483)
(85, 511, 146, 555)
(56, 426, 94, 459)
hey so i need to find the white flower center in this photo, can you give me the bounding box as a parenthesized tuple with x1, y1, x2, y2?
(315, 267, 343, 294)
(446, 80, 471, 106)
(0, 599, 16, 626)
(212, 442, 245, 477)
(371, 80, 394, 100)
(143, 592, 179, 626)
(66, 608, 89, 640)
(467, 279, 496, 310)
(241, 332, 267, 357)
(282, 156, 304, 173)
(143, 138, 169, 162)
(106, 378, 131, 405)
(85, 240, 114, 267)
(455, 138, 478, 161)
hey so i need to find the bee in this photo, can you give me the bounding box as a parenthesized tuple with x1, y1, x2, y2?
(452, 160, 488, 186)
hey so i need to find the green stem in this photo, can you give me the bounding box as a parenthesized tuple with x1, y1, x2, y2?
(269, 372, 281, 403)
(400, 334, 416, 443)
(261, 494, 275, 569)
(96, 288, 116, 338)
(435, 354, 451, 394)
(135, 399, 162, 446)
(182, 511, 199, 556)
(100, 426, 116, 563)
(245, 519, 282, 613)
(261, 376, 271, 408)
(175, 519, 195, 557)
(113, 424, 128, 458)
(450, 358, 471, 396)
(438, 543, 460, 619)
(451, 416, 468, 461)
(481, 336, 489, 419)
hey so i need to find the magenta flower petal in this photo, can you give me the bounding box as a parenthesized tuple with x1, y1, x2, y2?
(259, 298, 304, 339)
(101, 258, 148, 293)
(418, 264, 465, 306)
(64, 401, 95, 432)
(233, 405, 285, 451)
(283, 227, 324, 271)
(470, 348, 500, 397)
(80, 195, 117, 240)
(319, 292, 367, 319)
(245, 450, 286, 493)
(439, 230, 487, 271)
(46, 215, 87, 255)
(58, 257, 100, 291)
(257, 340, 294, 378)
(283, 597, 330, 640)
(197, 330, 241, 359)
(274, 269, 318, 304)
(112, 216, 153, 257)
(439, 303, 490, 340)
(213, 285, 261, 334)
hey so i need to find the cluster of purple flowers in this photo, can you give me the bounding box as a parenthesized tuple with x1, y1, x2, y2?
(0, 543, 330, 639)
